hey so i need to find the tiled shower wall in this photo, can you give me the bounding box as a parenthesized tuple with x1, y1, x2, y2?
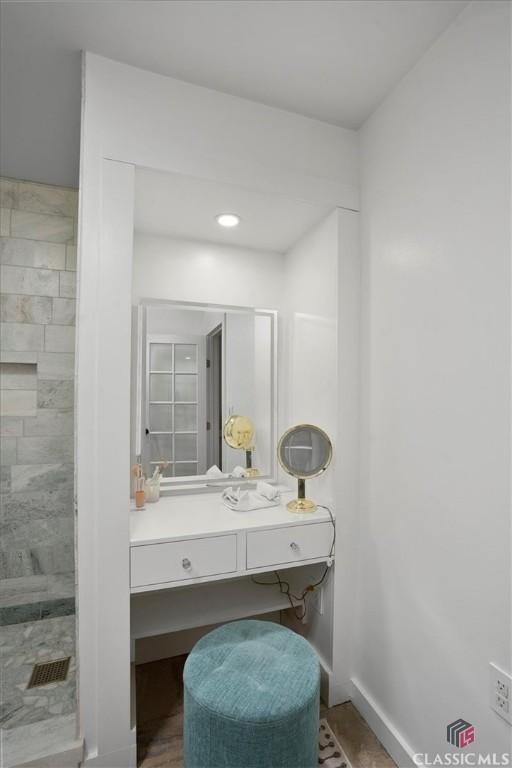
(0, 177, 77, 729)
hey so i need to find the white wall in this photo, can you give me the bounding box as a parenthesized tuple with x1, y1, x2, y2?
(356, 1, 511, 763)
(145, 306, 223, 336)
(133, 234, 284, 309)
(281, 211, 340, 677)
(282, 210, 339, 504)
(84, 53, 359, 211)
(282, 207, 360, 704)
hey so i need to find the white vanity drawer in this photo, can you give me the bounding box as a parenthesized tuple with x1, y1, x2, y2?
(246, 522, 332, 569)
(130, 534, 237, 588)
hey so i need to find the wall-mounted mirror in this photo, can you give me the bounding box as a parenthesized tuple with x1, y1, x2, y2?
(127, 163, 329, 494)
(131, 300, 276, 487)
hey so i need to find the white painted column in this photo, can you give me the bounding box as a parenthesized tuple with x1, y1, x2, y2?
(77, 158, 135, 766)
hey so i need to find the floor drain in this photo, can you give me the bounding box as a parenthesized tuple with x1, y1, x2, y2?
(27, 657, 71, 688)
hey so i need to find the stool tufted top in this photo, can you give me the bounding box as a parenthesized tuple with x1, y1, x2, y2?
(183, 620, 320, 724)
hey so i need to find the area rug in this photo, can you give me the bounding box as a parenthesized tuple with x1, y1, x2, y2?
(319, 718, 353, 768)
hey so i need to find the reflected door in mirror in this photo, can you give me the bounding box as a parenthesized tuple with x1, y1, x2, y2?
(144, 336, 206, 477)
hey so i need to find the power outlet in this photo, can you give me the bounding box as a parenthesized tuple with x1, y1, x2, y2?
(490, 663, 512, 725)
(495, 694, 510, 715)
(497, 680, 510, 699)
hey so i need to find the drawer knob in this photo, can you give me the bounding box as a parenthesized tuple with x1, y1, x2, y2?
(290, 542, 299, 552)
(182, 558, 192, 570)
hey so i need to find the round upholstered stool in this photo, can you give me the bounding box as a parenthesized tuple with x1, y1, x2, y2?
(183, 619, 320, 768)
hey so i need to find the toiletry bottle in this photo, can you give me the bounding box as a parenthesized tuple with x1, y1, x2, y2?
(133, 465, 145, 509)
(135, 477, 145, 509)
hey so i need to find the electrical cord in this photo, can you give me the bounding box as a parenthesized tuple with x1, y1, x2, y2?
(250, 503, 336, 621)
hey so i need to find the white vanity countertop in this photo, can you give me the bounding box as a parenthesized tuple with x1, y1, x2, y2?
(130, 488, 334, 546)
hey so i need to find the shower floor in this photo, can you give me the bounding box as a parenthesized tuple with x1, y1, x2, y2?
(0, 614, 76, 730)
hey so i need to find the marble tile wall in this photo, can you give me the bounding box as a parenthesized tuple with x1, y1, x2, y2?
(0, 178, 77, 730)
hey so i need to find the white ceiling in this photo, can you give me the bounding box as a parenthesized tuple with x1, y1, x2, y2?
(135, 167, 331, 254)
(0, 1, 467, 188)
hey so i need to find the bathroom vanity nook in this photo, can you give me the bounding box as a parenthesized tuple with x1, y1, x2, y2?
(77, 53, 360, 768)
(125, 160, 343, 728)
(130, 490, 335, 648)
(130, 491, 333, 591)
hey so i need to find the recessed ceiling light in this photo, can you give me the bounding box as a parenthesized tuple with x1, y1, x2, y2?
(216, 213, 240, 228)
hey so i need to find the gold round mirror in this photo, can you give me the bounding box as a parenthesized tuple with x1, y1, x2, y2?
(278, 424, 332, 512)
(223, 415, 259, 477)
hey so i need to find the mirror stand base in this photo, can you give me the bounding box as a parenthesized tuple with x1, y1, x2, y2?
(286, 498, 317, 513)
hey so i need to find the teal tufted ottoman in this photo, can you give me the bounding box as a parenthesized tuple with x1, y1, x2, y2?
(183, 619, 320, 768)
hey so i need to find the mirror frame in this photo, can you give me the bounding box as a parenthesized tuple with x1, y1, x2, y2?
(277, 423, 333, 479)
(133, 298, 278, 494)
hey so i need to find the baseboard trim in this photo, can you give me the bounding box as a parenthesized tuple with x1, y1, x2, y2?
(351, 677, 419, 768)
(326, 678, 352, 708)
(82, 742, 136, 768)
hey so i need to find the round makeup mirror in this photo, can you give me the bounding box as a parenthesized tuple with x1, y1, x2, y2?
(278, 424, 332, 512)
(223, 415, 259, 477)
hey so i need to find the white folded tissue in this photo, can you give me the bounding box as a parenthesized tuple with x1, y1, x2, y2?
(230, 465, 248, 478)
(206, 465, 248, 479)
(205, 465, 230, 479)
(222, 481, 281, 512)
